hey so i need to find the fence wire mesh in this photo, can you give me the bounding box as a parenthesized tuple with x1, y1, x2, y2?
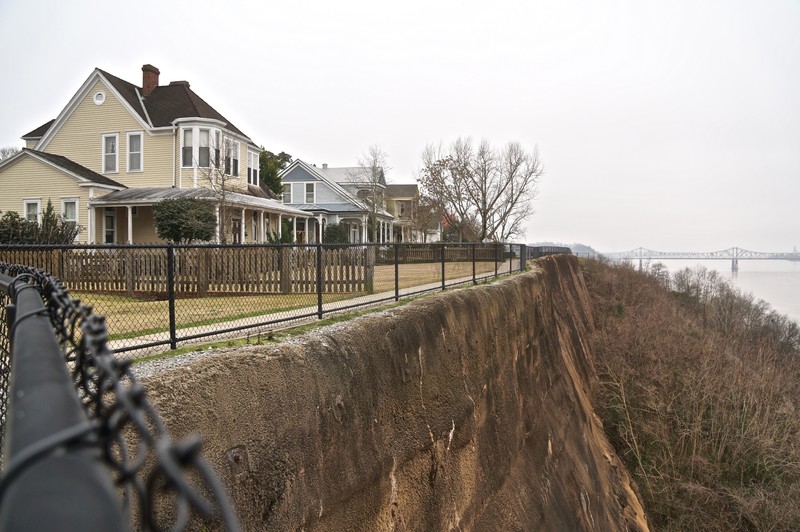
(0, 289, 9, 458)
(0, 263, 239, 530)
(0, 243, 569, 358)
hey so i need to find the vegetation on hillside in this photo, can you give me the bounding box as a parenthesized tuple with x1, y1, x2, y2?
(585, 259, 800, 531)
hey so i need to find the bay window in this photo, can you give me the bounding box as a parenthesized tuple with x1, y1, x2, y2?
(247, 151, 259, 185)
(182, 129, 193, 167)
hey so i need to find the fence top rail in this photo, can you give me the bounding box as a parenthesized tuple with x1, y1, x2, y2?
(0, 241, 522, 251)
(0, 263, 240, 531)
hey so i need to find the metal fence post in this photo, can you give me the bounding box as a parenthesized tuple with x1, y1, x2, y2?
(441, 243, 446, 291)
(394, 243, 399, 302)
(494, 243, 499, 277)
(520, 245, 527, 270)
(472, 243, 477, 284)
(509, 244, 513, 275)
(167, 245, 177, 350)
(317, 244, 323, 319)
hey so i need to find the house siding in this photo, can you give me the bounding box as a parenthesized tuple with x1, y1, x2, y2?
(0, 155, 93, 242)
(43, 79, 173, 189)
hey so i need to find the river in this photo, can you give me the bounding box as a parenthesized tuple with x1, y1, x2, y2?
(638, 259, 800, 325)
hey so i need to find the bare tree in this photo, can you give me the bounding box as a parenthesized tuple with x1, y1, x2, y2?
(349, 144, 389, 242)
(197, 135, 242, 243)
(419, 138, 542, 242)
(413, 194, 440, 243)
(0, 146, 21, 162)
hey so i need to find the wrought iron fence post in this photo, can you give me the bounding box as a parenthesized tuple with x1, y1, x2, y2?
(394, 243, 399, 302)
(317, 244, 323, 319)
(167, 245, 177, 350)
(509, 244, 513, 275)
(494, 243, 499, 277)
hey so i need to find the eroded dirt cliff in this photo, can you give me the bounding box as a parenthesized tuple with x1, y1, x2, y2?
(142, 255, 648, 531)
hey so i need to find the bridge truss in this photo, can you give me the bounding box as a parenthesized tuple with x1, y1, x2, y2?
(605, 247, 800, 271)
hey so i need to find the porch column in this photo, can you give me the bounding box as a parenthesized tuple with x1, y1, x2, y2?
(362, 216, 367, 243)
(215, 205, 220, 244)
(260, 211, 266, 242)
(240, 208, 246, 243)
(292, 217, 297, 243)
(390, 221, 394, 243)
(304, 218, 309, 244)
(318, 214, 323, 242)
(278, 214, 282, 238)
(87, 206, 95, 244)
(127, 206, 133, 244)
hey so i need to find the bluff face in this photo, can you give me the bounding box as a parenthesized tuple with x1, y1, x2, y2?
(142, 255, 648, 531)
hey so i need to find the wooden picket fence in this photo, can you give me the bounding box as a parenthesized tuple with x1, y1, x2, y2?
(0, 246, 373, 296)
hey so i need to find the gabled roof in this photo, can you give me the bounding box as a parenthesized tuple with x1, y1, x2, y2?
(320, 166, 386, 187)
(35, 66, 253, 149)
(22, 119, 55, 140)
(0, 149, 126, 189)
(282, 160, 364, 206)
(386, 184, 419, 198)
(280, 160, 393, 218)
(97, 68, 249, 138)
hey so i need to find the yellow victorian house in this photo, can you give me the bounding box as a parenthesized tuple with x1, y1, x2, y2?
(0, 64, 308, 243)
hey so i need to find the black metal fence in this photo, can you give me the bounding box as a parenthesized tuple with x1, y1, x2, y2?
(0, 243, 570, 356)
(0, 264, 240, 530)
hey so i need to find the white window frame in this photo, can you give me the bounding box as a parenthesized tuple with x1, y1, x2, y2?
(181, 127, 193, 168)
(61, 197, 79, 224)
(305, 182, 315, 203)
(224, 139, 240, 177)
(247, 151, 259, 186)
(282, 183, 292, 203)
(127, 131, 143, 172)
(23, 199, 41, 223)
(198, 128, 210, 168)
(102, 133, 119, 173)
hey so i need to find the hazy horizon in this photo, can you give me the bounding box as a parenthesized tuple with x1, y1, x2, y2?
(1, 0, 797, 252)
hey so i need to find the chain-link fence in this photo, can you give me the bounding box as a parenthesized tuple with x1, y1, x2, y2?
(0, 243, 570, 357)
(0, 263, 240, 530)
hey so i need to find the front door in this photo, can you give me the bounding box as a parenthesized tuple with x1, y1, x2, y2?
(232, 219, 241, 244)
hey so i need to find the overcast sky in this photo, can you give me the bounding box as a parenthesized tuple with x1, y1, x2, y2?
(1, 0, 798, 252)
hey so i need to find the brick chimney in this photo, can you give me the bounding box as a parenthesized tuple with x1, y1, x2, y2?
(141, 64, 160, 97)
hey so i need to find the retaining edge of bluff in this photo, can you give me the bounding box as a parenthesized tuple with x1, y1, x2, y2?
(142, 255, 649, 531)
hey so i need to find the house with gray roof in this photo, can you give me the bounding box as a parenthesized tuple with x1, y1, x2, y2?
(0, 64, 308, 244)
(279, 160, 395, 243)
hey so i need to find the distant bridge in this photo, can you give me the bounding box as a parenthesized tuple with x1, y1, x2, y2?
(605, 247, 800, 271)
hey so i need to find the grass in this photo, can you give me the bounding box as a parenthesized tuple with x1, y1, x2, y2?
(130, 299, 412, 365)
(76, 261, 503, 340)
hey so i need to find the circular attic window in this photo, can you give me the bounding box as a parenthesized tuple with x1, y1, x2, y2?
(93, 91, 106, 105)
